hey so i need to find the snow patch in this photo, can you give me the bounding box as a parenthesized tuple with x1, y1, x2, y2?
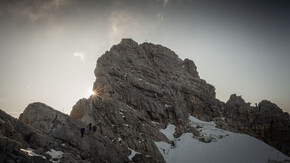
(188, 116, 216, 127)
(128, 148, 140, 161)
(20, 148, 46, 159)
(165, 104, 171, 108)
(155, 141, 172, 156)
(160, 123, 176, 141)
(154, 116, 290, 163)
(189, 115, 228, 142)
(46, 149, 64, 163)
(120, 111, 126, 118)
(151, 121, 159, 125)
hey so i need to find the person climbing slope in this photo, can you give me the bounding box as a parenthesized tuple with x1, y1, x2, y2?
(88, 123, 92, 131)
(81, 127, 85, 137)
(93, 125, 97, 132)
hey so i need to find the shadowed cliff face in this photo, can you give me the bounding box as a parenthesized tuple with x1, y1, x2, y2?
(69, 38, 290, 159)
(0, 109, 51, 162)
(1, 107, 96, 163)
(224, 94, 290, 156)
(19, 102, 129, 163)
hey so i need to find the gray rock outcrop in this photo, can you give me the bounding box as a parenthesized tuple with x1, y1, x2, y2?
(223, 94, 290, 156)
(0, 109, 56, 163)
(19, 102, 129, 163)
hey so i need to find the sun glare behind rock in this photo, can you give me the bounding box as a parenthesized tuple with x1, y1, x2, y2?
(88, 89, 96, 97)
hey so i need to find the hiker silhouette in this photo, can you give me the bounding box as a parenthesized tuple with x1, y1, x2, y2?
(88, 123, 92, 131)
(93, 125, 96, 132)
(81, 127, 85, 137)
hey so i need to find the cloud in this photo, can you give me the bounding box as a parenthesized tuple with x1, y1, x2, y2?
(73, 52, 85, 63)
(0, 98, 6, 102)
(157, 13, 164, 21)
(163, 0, 169, 6)
(0, 0, 73, 21)
(156, 0, 169, 7)
(108, 10, 143, 44)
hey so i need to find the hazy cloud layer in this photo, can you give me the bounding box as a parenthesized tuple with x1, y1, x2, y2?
(0, 0, 73, 21)
(0, 98, 6, 102)
(73, 52, 85, 63)
(108, 10, 143, 44)
(163, 0, 169, 6)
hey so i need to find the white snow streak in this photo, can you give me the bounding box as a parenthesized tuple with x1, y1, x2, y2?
(20, 148, 46, 159)
(128, 148, 140, 161)
(160, 123, 176, 141)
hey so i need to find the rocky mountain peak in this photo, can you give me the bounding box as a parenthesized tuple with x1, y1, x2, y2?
(93, 38, 215, 122)
(73, 39, 290, 160)
(2, 38, 289, 162)
(226, 94, 250, 107)
(119, 38, 138, 47)
(258, 100, 283, 112)
(183, 58, 199, 78)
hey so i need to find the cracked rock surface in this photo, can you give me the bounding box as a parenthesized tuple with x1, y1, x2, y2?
(19, 103, 129, 163)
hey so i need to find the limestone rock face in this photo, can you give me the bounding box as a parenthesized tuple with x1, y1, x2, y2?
(93, 39, 219, 122)
(70, 98, 95, 125)
(0, 109, 58, 162)
(71, 97, 167, 162)
(70, 38, 221, 162)
(19, 102, 129, 163)
(223, 94, 290, 156)
(2, 105, 123, 162)
(71, 38, 290, 159)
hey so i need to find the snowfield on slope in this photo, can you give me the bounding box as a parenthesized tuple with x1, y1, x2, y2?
(155, 116, 290, 163)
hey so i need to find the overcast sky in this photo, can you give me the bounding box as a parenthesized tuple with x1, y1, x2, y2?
(0, 0, 290, 117)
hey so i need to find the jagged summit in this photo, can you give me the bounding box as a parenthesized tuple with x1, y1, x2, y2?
(95, 39, 207, 102)
(74, 38, 289, 160)
(1, 38, 289, 162)
(119, 38, 138, 47)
